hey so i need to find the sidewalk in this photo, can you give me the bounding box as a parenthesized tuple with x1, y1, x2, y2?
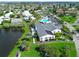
(73, 34, 79, 57)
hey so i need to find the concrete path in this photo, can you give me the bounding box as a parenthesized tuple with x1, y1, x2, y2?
(73, 34, 79, 57)
(64, 22, 75, 32)
(64, 22, 79, 57)
(63, 22, 79, 57)
(56, 15, 79, 57)
(16, 50, 21, 57)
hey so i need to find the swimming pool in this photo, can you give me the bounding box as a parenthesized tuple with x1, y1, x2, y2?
(39, 19, 49, 23)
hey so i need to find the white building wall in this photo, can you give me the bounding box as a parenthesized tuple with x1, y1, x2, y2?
(0, 19, 3, 24)
(52, 29, 61, 34)
(39, 34, 55, 41)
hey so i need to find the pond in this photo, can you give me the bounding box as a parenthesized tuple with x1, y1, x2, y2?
(0, 28, 22, 57)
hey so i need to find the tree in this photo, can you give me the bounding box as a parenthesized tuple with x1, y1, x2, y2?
(16, 14, 21, 18)
(38, 45, 68, 57)
(32, 11, 41, 20)
(0, 12, 4, 16)
(37, 6, 42, 10)
(74, 25, 79, 32)
(19, 40, 26, 51)
(5, 11, 9, 14)
(10, 14, 15, 18)
(62, 25, 70, 33)
(52, 5, 57, 14)
(55, 32, 63, 40)
(70, 13, 76, 18)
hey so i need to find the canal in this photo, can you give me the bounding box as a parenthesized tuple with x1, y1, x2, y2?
(0, 28, 22, 57)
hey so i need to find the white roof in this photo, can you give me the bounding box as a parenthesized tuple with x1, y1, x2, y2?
(4, 18, 10, 21)
(22, 10, 32, 17)
(5, 12, 13, 18)
(24, 17, 29, 20)
(0, 16, 4, 19)
(31, 16, 36, 20)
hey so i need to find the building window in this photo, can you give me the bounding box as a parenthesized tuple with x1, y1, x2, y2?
(45, 37, 47, 40)
(45, 37, 48, 41)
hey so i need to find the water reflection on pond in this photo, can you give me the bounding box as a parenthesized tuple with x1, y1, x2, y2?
(0, 28, 22, 57)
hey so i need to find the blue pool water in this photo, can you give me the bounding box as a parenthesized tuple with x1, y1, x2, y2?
(39, 19, 49, 23)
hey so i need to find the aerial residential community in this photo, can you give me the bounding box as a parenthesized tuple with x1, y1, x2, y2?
(0, 2, 79, 57)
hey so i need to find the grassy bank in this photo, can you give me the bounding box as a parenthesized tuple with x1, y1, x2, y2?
(8, 21, 77, 57)
(39, 41, 77, 57)
(8, 21, 30, 57)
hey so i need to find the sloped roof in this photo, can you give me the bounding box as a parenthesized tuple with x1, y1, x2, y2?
(22, 10, 32, 17)
(5, 12, 13, 18)
(35, 22, 56, 37)
(35, 16, 62, 37)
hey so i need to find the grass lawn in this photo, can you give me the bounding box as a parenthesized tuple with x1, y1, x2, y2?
(9, 41, 40, 57)
(3, 23, 10, 28)
(8, 21, 77, 57)
(8, 21, 30, 56)
(8, 21, 40, 57)
(60, 15, 76, 24)
(21, 43, 40, 57)
(73, 25, 79, 29)
(9, 40, 77, 57)
(40, 41, 77, 57)
(0, 25, 3, 29)
(73, 25, 79, 32)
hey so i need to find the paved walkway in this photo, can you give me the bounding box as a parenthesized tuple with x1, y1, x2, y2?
(16, 50, 21, 57)
(64, 22, 75, 32)
(36, 40, 66, 45)
(56, 15, 79, 56)
(63, 21, 79, 57)
(73, 34, 79, 57)
(64, 22, 79, 57)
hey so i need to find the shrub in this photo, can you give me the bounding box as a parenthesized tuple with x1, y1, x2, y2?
(37, 42, 76, 57)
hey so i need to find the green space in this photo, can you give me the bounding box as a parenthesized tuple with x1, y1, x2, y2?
(9, 42, 40, 57)
(38, 41, 77, 57)
(73, 25, 79, 32)
(0, 21, 23, 29)
(3, 23, 10, 28)
(9, 36, 77, 57)
(8, 20, 77, 57)
(8, 21, 30, 56)
(60, 15, 76, 24)
(61, 25, 72, 40)
(21, 43, 40, 57)
(62, 25, 70, 33)
(54, 32, 63, 40)
(0, 25, 3, 29)
(8, 21, 40, 57)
